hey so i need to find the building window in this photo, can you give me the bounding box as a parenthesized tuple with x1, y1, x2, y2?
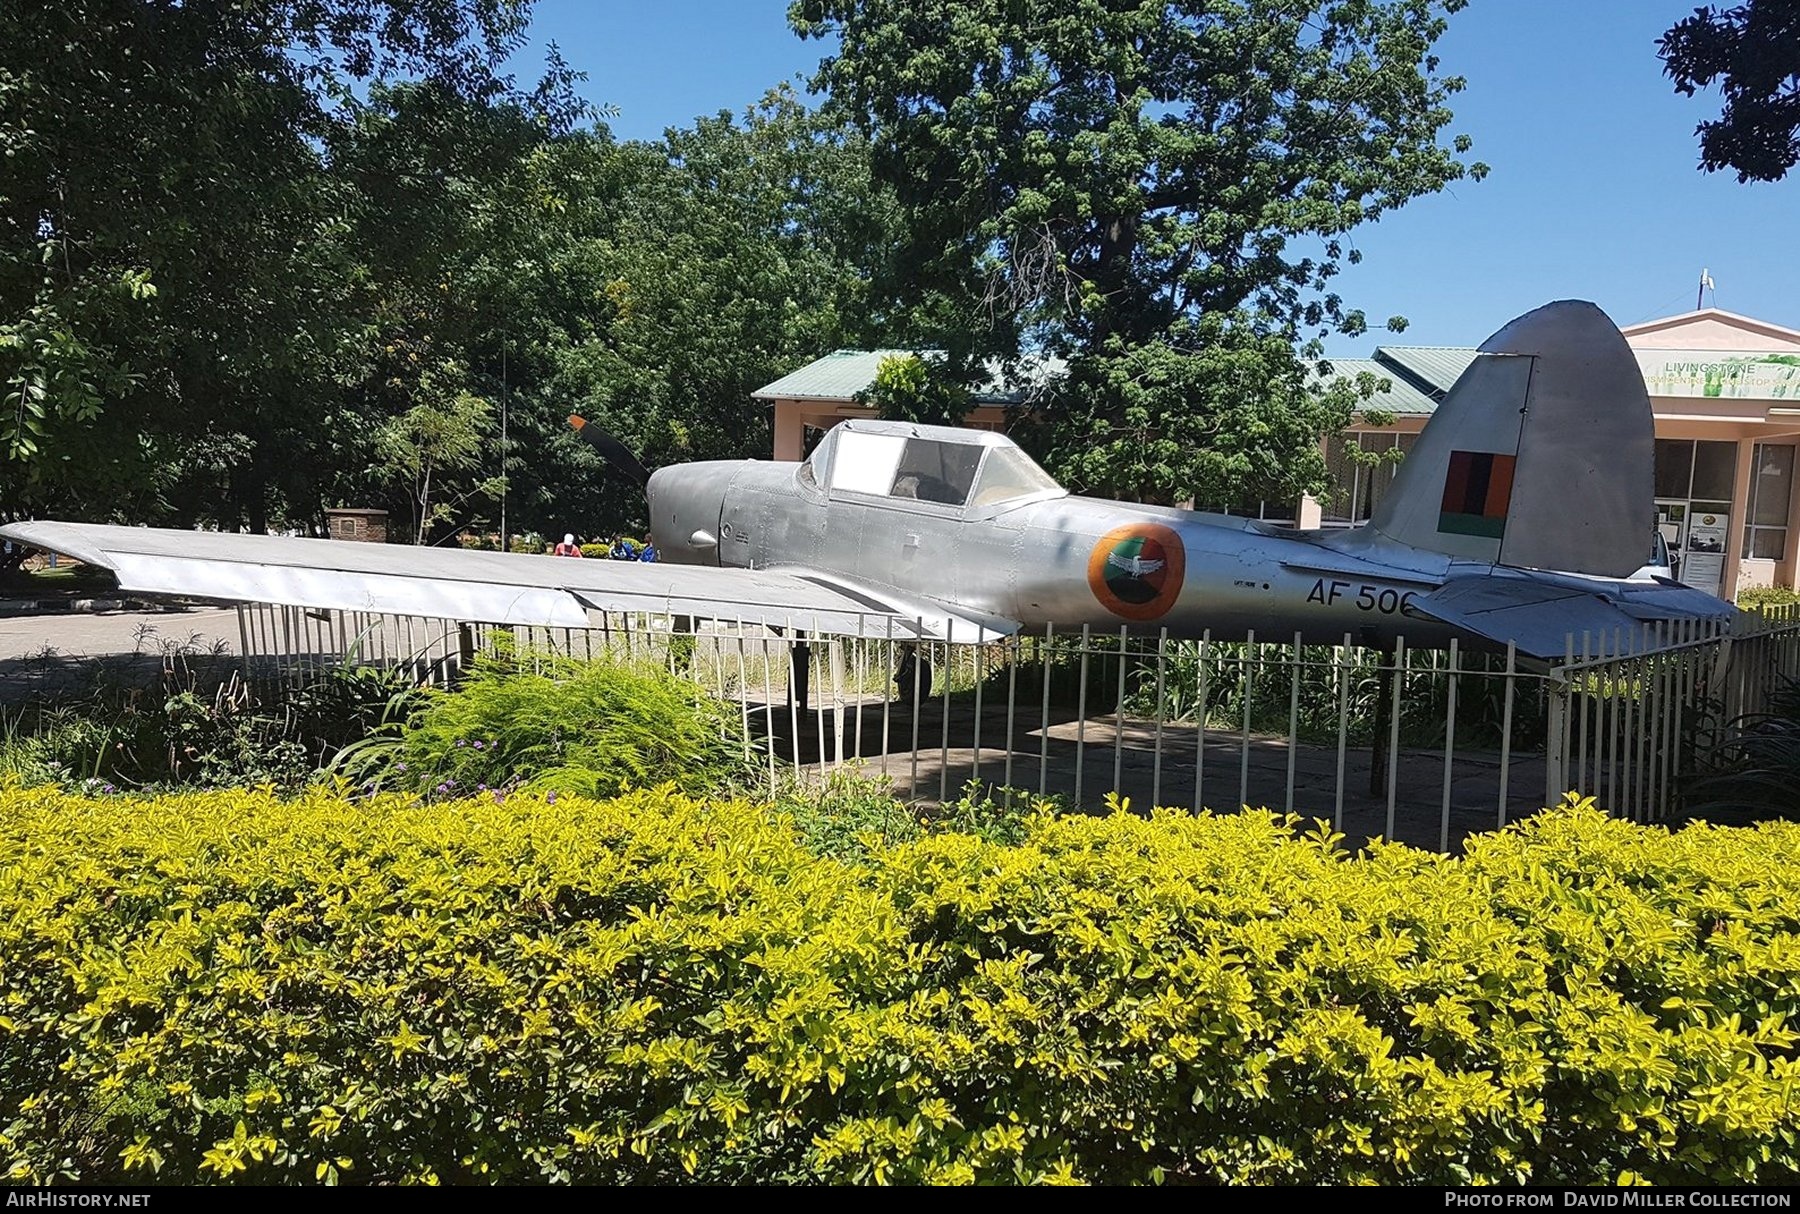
(1743, 443, 1795, 560)
(1323, 431, 1416, 524)
(1656, 438, 1738, 505)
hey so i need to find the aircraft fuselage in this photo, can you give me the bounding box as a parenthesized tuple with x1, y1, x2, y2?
(648, 457, 1463, 649)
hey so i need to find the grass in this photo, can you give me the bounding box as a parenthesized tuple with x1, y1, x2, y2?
(0, 562, 117, 598)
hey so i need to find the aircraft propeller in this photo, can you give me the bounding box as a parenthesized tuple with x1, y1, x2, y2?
(567, 415, 653, 489)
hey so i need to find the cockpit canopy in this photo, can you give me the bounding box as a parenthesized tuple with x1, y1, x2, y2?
(797, 419, 1065, 510)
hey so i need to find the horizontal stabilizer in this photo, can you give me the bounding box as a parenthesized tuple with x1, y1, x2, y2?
(1405, 575, 1736, 662)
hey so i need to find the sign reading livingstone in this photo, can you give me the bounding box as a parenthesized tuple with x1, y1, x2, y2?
(1638, 352, 1800, 400)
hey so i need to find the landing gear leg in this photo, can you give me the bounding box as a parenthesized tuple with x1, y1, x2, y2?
(894, 643, 930, 706)
(790, 637, 811, 718)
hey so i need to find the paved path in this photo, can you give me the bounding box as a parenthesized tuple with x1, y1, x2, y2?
(0, 607, 242, 661)
(0, 607, 243, 701)
(757, 693, 1557, 854)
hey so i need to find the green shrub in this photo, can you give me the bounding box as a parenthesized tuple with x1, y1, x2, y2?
(772, 772, 1045, 861)
(1738, 585, 1800, 610)
(0, 655, 413, 794)
(336, 649, 746, 799)
(2, 786, 1797, 1185)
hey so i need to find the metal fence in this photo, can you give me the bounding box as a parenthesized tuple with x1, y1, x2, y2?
(232, 599, 1800, 851)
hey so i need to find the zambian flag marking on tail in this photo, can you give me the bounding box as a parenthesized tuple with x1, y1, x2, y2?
(1438, 450, 1515, 539)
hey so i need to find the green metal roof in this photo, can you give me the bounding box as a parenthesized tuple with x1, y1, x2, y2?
(753, 349, 1067, 405)
(1372, 346, 1479, 396)
(752, 349, 920, 402)
(1318, 357, 1441, 416)
(756, 345, 1471, 416)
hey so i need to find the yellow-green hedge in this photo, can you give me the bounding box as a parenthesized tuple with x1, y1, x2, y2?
(2, 785, 1798, 1186)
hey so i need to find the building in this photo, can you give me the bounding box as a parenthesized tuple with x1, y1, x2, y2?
(752, 308, 1800, 599)
(753, 350, 1063, 465)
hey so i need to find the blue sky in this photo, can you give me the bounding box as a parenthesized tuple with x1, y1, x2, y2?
(511, 0, 1794, 356)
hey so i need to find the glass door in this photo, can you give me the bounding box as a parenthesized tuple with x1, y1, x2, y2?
(1654, 439, 1737, 597)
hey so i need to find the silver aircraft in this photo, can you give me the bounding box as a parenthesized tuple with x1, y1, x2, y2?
(0, 301, 1734, 665)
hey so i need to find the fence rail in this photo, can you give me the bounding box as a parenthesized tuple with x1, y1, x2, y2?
(231, 600, 1800, 852)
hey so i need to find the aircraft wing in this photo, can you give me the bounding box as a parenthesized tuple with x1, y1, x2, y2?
(1403, 575, 1736, 661)
(0, 522, 1014, 643)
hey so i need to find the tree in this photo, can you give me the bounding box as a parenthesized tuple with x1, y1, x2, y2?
(1660, 0, 1800, 182)
(792, 0, 1483, 505)
(0, 1, 539, 525)
(376, 368, 504, 544)
(862, 354, 973, 427)
(514, 87, 896, 536)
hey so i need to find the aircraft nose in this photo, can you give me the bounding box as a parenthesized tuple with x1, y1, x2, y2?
(647, 463, 730, 566)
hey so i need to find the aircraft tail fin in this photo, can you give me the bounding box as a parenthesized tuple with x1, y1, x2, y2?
(1367, 300, 1653, 579)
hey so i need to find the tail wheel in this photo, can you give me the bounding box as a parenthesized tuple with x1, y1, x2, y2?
(895, 646, 930, 704)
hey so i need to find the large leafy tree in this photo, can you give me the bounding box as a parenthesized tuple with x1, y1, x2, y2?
(0, 0, 535, 525)
(515, 88, 896, 538)
(310, 82, 890, 547)
(1660, 0, 1800, 183)
(792, 0, 1483, 506)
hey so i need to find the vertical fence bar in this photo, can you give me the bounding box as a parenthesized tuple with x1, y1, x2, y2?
(1440, 638, 1459, 853)
(1651, 620, 1669, 820)
(1665, 619, 1688, 819)
(787, 630, 803, 781)
(1231, 630, 1260, 806)
(909, 625, 924, 803)
(1151, 629, 1168, 810)
(1239, 631, 1256, 812)
(1604, 628, 1620, 813)
(938, 637, 952, 804)
(1334, 634, 1351, 833)
(1075, 625, 1091, 808)
(1562, 632, 1577, 802)
(816, 636, 832, 778)
(881, 619, 895, 782)
(1621, 633, 1640, 821)
(236, 606, 253, 683)
(1577, 631, 1591, 798)
(827, 636, 846, 781)
(1284, 631, 1302, 815)
(1386, 638, 1405, 843)
(1497, 641, 1517, 828)
(1193, 631, 1210, 813)
(1670, 619, 1684, 806)
(1635, 626, 1653, 821)
(760, 629, 778, 795)
(1004, 635, 1019, 807)
(973, 637, 986, 787)
(1113, 625, 1129, 799)
(852, 627, 866, 766)
(1039, 624, 1052, 798)
(734, 619, 752, 766)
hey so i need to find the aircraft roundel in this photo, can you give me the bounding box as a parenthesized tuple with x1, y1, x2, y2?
(1087, 523, 1186, 621)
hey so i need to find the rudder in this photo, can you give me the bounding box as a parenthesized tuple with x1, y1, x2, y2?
(1369, 300, 1653, 579)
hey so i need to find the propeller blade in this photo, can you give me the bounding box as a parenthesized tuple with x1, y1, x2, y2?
(568, 415, 652, 488)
